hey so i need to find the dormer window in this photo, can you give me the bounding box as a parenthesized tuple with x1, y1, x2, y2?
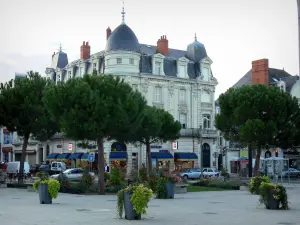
(129, 58, 134, 65)
(179, 65, 186, 77)
(117, 58, 122, 64)
(177, 57, 189, 78)
(155, 61, 162, 75)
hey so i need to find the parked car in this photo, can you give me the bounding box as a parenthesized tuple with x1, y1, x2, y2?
(51, 168, 95, 181)
(37, 164, 51, 174)
(6, 161, 30, 176)
(180, 168, 201, 180)
(202, 168, 220, 177)
(29, 164, 40, 174)
(281, 168, 300, 178)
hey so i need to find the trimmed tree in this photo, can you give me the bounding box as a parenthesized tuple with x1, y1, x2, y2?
(120, 106, 181, 175)
(43, 74, 146, 194)
(216, 84, 300, 176)
(0, 71, 59, 183)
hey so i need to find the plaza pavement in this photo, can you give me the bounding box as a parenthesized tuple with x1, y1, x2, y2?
(0, 187, 300, 225)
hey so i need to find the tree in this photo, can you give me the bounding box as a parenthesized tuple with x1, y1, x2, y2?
(0, 71, 59, 183)
(216, 84, 300, 176)
(43, 74, 147, 194)
(120, 106, 181, 175)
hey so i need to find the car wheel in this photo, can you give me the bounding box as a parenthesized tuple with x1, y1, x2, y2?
(183, 175, 188, 180)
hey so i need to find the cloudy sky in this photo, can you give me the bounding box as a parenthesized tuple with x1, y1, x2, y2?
(0, 0, 298, 98)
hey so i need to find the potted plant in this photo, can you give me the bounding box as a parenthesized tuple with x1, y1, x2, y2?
(249, 175, 271, 195)
(33, 172, 60, 204)
(259, 182, 288, 210)
(117, 184, 152, 220)
(156, 173, 178, 199)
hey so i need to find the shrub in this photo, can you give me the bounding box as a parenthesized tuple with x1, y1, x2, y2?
(57, 173, 70, 191)
(250, 176, 271, 194)
(104, 172, 110, 183)
(148, 173, 158, 193)
(33, 178, 60, 199)
(110, 167, 122, 185)
(259, 182, 288, 209)
(156, 177, 168, 199)
(138, 168, 148, 182)
(79, 171, 94, 192)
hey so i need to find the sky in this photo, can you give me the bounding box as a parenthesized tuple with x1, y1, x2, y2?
(0, 0, 298, 98)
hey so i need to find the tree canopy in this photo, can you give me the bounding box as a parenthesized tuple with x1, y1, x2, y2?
(216, 84, 300, 175)
(120, 106, 181, 175)
(43, 74, 147, 194)
(0, 71, 59, 183)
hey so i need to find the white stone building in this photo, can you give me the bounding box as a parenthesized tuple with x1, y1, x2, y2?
(10, 10, 219, 171)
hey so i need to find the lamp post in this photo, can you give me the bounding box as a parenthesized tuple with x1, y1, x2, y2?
(199, 125, 203, 178)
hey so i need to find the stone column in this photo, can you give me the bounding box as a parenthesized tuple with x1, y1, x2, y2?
(126, 144, 133, 175)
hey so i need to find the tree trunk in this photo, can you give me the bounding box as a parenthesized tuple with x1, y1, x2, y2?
(248, 144, 253, 178)
(97, 137, 105, 195)
(18, 133, 29, 184)
(254, 146, 262, 176)
(146, 140, 152, 176)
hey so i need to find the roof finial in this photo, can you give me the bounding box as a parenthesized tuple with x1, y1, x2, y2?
(194, 33, 197, 41)
(59, 43, 62, 52)
(121, 0, 126, 24)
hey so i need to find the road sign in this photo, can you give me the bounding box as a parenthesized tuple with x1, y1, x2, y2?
(88, 153, 95, 162)
(68, 143, 73, 151)
(172, 141, 178, 150)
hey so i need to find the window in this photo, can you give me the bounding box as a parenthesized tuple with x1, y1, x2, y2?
(154, 86, 162, 102)
(179, 89, 186, 103)
(117, 58, 122, 64)
(202, 67, 209, 76)
(203, 114, 211, 129)
(129, 58, 134, 65)
(179, 65, 186, 77)
(4, 152, 9, 162)
(155, 61, 161, 75)
(219, 137, 223, 146)
(179, 113, 187, 129)
(93, 63, 97, 68)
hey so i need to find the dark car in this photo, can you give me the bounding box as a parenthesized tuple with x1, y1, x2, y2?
(29, 164, 40, 174)
(38, 164, 51, 175)
(282, 168, 300, 178)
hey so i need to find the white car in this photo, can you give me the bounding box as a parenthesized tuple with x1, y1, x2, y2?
(202, 168, 220, 177)
(51, 168, 95, 181)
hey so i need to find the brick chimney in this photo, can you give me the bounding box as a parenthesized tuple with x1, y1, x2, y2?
(251, 59, 269, 86)
(106, 27, 111, 40)
(157, 35, 169, 55)
(80, 41, 91, 60)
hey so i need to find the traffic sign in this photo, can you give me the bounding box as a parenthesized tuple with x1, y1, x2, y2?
(172, 141, 178, 150)
(88, 153, 95, 162)
(68, 143, 73, 151)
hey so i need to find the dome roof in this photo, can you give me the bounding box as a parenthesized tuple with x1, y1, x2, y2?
(105, 24, 140, 52)
(186, 39, 207, 62)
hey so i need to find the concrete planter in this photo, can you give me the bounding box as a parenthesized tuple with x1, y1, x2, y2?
(175, 184, 188, 194)
(264, 191, 280, 210)
(165, 182, 175, 199)
(38, 183, 52, 204)
(124, 192, 141, 220)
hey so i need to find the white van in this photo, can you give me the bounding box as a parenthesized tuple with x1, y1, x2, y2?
(6, 161, 30, 175)
(50, 161, 66, 173)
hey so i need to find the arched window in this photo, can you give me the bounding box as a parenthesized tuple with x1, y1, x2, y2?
(203, 114, 211, 129)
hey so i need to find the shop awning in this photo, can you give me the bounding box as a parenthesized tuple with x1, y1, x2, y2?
(151, 151, 173, 159)
(174, 152, 198, 161)
(46, 153, 60, 159)
(69, 152, 84, 159)
(56, 153, 71, 159)
(109, 152, 127, 160)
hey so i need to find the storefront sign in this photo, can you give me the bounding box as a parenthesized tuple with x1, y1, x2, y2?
(172, 141, 178, 150)
(2, 147, 13, 153)
(151, 145, 162, 149)
(57, 144, 62, 148)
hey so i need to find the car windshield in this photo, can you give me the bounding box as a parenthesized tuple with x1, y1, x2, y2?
(40, 165, 49, 169)
(63, 169, 74, 174)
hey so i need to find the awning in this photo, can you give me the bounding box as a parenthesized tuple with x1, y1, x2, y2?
(56, 153, 71, 159)
(46, 153, 60, 159)
(109, 151, 127, 160)
(69, 152, 84, 159)
(81, 153, 99, 160)
(174, 152, 198, 161)
(151, 151, 173, 160)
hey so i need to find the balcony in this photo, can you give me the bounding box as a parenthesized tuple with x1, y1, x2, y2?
(180, 128, 218, 138)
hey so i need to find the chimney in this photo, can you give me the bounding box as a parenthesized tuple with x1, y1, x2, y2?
(251, 59, 269, 86)
(80, 41, 91, 60)
(106, 27, 111, 40)
(157, 35, 169, 55)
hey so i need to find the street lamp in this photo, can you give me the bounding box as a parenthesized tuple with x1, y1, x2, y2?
(199, 125, 203, 178)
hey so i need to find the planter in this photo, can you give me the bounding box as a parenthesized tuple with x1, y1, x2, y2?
(123, 192, 141, 220)
(264, 191, 280, 210)
(255, 187, 260, 195)
(165, 182, 175, 199)
(38, 183, 52, 204)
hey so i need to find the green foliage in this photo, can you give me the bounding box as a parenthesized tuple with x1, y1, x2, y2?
(259, 182, 288, 210)
(36, 172, 49, 181)
(249, 176, 271, 194)
(33, 178, 60, 199)
(57, 173, 70, 191)
(156, 177, 168, 199)
(110, 167, 123, 185)
(0, 71, 59, 183)
(220, 168, 229, 177)
(193, 178, 242, 190)
(138, 168, 148, 182)
(43, 74, 147, 194)
(117, 184, 152, 218)
(79, 171, 94, 191)
(148, 173, 158, 193)
(104, 172, 110, 182)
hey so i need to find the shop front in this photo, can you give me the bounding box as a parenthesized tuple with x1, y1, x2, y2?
(56, 153, 71, 168)
(69, 152, 84, 168)
(174, 152, 198, 171)
(151, 150, 173, 173)
(109, 151, 127, 169)
(46, 153, 60, 162)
